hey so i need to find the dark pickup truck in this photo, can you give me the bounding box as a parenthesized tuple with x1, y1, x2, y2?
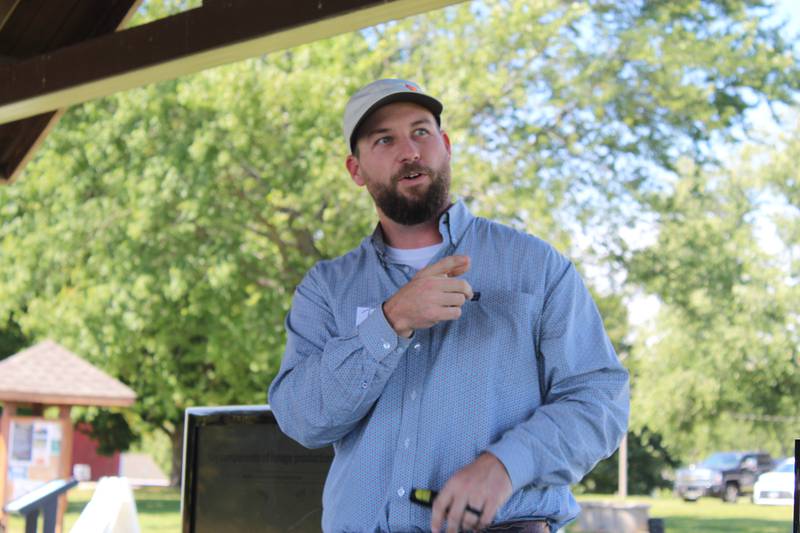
(673, 451, 775, 503)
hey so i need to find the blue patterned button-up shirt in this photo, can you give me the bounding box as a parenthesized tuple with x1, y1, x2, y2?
(268, 200, 629, 532)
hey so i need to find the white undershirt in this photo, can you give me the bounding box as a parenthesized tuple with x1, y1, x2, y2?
(385, 242, 444, 271)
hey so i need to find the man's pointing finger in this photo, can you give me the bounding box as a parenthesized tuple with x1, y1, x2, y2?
(418, 255, 470, 278)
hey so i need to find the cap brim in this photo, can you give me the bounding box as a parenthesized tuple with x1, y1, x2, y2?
(350, 93, 443, 152)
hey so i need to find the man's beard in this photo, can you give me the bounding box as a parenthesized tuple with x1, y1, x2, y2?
(366, 162, 451, 226)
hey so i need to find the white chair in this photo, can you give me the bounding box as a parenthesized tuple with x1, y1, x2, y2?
(69, 477, 140, 533)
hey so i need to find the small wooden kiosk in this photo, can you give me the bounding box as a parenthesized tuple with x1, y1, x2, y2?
(0, 340, 136, 532)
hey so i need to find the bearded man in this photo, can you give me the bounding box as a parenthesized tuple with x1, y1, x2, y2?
(268, 79, 629, 533)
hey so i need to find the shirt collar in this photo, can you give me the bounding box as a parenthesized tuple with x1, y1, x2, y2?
(369, 198, 474, 261)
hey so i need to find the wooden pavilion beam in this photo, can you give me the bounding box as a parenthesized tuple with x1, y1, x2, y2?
(0, 0, 142, 183)
(0, 0, 21, 33)
(0, 0, 463, 126)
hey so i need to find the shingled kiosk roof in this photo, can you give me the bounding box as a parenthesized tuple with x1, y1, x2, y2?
(0, 340, 136, 407)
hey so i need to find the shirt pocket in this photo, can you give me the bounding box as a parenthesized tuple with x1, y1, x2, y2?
(452, 289, 541, 388)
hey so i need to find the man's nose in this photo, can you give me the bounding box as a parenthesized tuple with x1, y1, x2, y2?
(397, 136, 421, 162)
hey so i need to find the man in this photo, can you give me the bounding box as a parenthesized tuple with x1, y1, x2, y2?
(268, 79, 629, 533)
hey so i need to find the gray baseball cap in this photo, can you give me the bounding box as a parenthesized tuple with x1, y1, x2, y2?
(343, 79, 443, 153)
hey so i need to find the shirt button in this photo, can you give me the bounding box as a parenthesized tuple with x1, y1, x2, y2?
(413, 343, 421, 350)
(404, 438, 410, 449)
(410, 390, 417, 400)
(397, 487, 405, 497)
(382, 341, 391, 350)
(361, 381, 368, 389)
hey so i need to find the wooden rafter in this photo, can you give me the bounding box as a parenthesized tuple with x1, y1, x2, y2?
(0, 0, 464, 182)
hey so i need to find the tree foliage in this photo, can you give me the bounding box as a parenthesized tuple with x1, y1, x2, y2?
(0, 0, 797, 483)
(627, 151, 800, 459)
(74, 409, 140, 456)
(0, 316, 27, 360)
(578, 427, 679, 495)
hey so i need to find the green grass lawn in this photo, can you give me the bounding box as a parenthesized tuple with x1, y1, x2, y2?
(4, 488, 794, 532)
(570, 494, 794, 533)
(5, 486, 181, 533)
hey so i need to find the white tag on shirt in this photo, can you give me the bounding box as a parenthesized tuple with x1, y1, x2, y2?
(356, 307, 374, 327)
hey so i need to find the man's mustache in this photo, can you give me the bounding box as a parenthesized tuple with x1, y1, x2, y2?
(392, 163, 435, 184)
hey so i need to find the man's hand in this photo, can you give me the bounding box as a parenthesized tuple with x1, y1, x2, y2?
(431, 453, 513, 533)
(383, 255, 473, 338)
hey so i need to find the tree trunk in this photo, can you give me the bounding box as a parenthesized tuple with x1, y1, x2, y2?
(618, 432, 628, 498)
(169, 421, 184, 487)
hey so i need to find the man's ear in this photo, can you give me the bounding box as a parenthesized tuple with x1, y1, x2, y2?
(346, 154, 365, 186)
(442, 130, 452, 157)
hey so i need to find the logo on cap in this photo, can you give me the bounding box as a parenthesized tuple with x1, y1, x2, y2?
(405, 83, 420, 92)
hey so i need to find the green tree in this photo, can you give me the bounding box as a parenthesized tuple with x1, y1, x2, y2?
(627, 155, 800, 460)
(0, 316, 27, 360)
(0, 0, 796, 483)
(579, 427, 679, 495)
(761, 113, 800, 286)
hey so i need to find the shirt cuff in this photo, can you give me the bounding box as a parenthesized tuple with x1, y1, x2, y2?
(357, 304, 413, 362)
(485, 436, 538, 493)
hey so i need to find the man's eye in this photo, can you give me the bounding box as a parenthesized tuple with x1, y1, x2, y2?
(414, 128, 430, 136)
(376, 136, 392, 145)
